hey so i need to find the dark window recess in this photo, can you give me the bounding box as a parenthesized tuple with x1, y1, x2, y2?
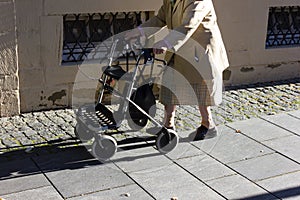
(62, 12, 148, 64)
(266, 6, 300, 48)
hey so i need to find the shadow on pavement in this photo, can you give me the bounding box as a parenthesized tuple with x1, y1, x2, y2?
(0, 130, 201, 181)
(243, 186, 300, 200)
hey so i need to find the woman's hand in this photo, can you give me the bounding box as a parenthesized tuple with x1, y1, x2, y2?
(153, 40, 170, 54)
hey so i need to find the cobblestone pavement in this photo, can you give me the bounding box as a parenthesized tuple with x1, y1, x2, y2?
(0, 78, 299, 152)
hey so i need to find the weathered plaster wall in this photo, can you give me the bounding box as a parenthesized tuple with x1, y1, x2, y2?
(0, 0, 20, 117)
(15, 0, 161, 113)
(213, 0, 300, 85)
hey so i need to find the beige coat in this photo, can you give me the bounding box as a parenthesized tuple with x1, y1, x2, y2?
(141, 0, 229, 105)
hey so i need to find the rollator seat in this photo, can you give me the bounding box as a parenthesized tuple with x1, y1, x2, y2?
(103, 65, 126, 80)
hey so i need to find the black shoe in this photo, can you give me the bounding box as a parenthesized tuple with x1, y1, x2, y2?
(193, 125, 217, 141)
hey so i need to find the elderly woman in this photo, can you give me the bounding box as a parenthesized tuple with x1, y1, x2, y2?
(127, 0, 229, 140)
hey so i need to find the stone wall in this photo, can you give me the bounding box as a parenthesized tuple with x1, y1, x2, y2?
(0, 0, 20, 117)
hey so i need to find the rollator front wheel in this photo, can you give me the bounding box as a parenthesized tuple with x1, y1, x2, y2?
(156, 129, 179, 154)
(92, 135, 117, 162)
(75, 123, 93, 142)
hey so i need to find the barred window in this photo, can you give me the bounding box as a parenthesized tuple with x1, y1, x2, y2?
(62, 12, 149, 64)
(266, 6, 300, 48)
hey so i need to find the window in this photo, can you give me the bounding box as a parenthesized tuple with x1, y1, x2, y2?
(62, 12, 149, 64)
(266, 6, 300, 48)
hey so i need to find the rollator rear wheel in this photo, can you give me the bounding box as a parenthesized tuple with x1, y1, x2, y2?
(127, 117, 148, 130)
(156, 129, 179, 154)
(75, 123, 93, 142)
(92, 135, 117, 162)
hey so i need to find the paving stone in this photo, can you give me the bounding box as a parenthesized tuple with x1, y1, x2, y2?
(49, 116, 66, 126)
(23, 129, 38, 137)
(2, 122, 17, 132)
(55, 110, 75, 121)
(68, 184, 153, 200)
(176, 155, 236, 182)
(256, 171, 300, 200)
(43, 165, 133, 199)
(263, 135, 300, 163)
(18, 137, 34, 146)
(33, 148, 133, 199)
(228, 153, 300, 182)
(2, 186, 63, 200)
(192, 126, 274, 164)
(166, 141, 204, 160)
(207, 174, 277, 200)
(0, 174, 50, 196)
(112, 146, 173, 173)
(288, 110, 300, 119)
(38, 117, 56, 127)
(227, 118, 292, 142)
(0, 158, 41, 180)
(33, 147, 98, 172)
(129, 164, 224, 200)
(262, 113, 300, 136)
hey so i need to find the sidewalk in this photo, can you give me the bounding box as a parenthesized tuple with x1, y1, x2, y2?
(0, 79, 299, 199)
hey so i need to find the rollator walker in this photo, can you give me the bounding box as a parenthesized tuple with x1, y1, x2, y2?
(75, 39, 179, 162)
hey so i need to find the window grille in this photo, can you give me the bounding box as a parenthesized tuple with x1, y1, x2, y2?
(266, 6, 300, 48)
(62, 12, 149, 64)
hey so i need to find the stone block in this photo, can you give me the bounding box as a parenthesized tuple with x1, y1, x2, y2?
(207, 174, 277, 200)
(0, 158, 41, 179)
(288, 110, 300, 119)
(2, 186, 63, 200)
(129, 164, 223, 199)
(263, 135, 300, 163)
(34, 149, 133, 199)
(257, 171, 300, 200)
(166, 142, 204, 160)
(0, 75, 4, 87)
(0, 174, 50, 196)
(193, 126, 274, 164)
(112, 146, 173, 173)
(0, 33, 17, 75)
(176, 155, 236, 182)
(228, 118, 292, 141)
(68, 184, 153, 200)
(263, 113, 300, 136)
(228, 153, 300, 182)
(0, 90, 20, 117)
(2, 74, 19, 91)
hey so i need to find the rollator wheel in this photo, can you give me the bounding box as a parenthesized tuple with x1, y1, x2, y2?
(75, 123, 93, 142)
(127, 117, 148, 130)
(156, 129, 179, 154)
(92, 135, 117, 162)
